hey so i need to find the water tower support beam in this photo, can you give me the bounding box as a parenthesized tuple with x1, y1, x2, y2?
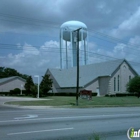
(84, 39, 87, 65)
(66, 41, 68, 69)
(70, 31, 73, 67)
(60, 30, 62, 69)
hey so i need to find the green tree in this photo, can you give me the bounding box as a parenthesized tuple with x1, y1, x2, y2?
(20, 74, 29, 81)
(0, 67, 5, 78)
(127, 76, 140, 98)
(24, 76, 34, 94)
(40, 74, 52, 96)
(4, 68, 19, 77)
(0, 67, 20, 78)
(0, 67, 29, 80)
(30, 84, 38, 97)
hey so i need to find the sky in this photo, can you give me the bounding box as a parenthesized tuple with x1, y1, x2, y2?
(0, 0, 140, 82)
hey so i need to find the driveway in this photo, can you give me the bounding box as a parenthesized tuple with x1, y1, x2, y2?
(0, 96, 52, 109)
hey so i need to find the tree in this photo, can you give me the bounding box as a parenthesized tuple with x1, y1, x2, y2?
(40, 74, 52, 96)
(0, 67, 29, 80)
(0, 67, 5, 78)
(30, 84, 38, 97)
(127, 76, 140, 98)
(0, 67, 19, 78)
(24, 76, 34, 94)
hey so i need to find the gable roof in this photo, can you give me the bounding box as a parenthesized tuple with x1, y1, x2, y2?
(0, 76, 26, 85)
(48, 59, 138, 88)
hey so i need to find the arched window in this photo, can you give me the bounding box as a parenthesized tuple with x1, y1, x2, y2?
(114, 77, 116, 91)
(118, 75, 119, 91)
(129, 75, 131, 81)
(123, 65, 126, 69)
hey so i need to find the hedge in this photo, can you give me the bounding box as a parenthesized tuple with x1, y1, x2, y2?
(105, 93, 138, 97)
(0, 91, 98, 97)
(92, 92, 97, 96)
(47, 92, 97, 96)
(0, 92, 9, 96)
(116, 93, 138, 97)
(0, 89, 34, 97)
(48, 93, 76, 96)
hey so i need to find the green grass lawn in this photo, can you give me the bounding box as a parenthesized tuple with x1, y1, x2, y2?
(5, 96, 140, 108)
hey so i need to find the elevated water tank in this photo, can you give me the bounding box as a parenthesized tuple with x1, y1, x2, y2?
(60, 21, 88, 69)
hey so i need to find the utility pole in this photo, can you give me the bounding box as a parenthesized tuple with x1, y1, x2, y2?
(74, 27, 82, 106)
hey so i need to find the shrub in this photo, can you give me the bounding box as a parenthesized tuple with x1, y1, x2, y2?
(92, 92, 97, 96)
(116, 93, 137, 97)
(13, 88, 20, 94)
(0, 92, 9, 96)
(105, 93, 138, 97)
(9, 90, 14, 95)
(10, 88, 20, 95)
(105, 94, 109, 97)
(22, 90, 28, 95)
(110, 94, 116, 97)
(115, 93, 126, 97)
(52, 93, 76, 96)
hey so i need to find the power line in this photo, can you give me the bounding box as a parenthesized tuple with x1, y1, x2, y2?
(0, 13, 140, 66)
(86, 37, 140, 57)
(0, 12, 60, 27)
(0, 42, 117, 58)
(0, 42, 140, 66)
(0, 17, 59, 28)
(0, 12, 139, 46)
(0, 18, 140, 55)
(0, 12, 140, 52)
(88, 30, 140, 51)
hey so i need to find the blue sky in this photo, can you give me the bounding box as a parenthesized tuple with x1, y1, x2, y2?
(0, 0, 140, 81)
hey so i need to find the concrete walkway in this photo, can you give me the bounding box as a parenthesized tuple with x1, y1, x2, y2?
(0, 96, 52, 109)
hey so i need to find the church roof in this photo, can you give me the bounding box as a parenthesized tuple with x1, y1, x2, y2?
(48, 59, 138, 88)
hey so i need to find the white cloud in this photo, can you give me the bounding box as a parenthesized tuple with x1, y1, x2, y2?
(88, 37, 140, 73)
(1, 0, 140, 75)
(128, 36, 140, 49)
(0, 40, 60, 76)
(23, 43, 40, 55)
(113, 43, 126, 54)
(1, 38, 140, 75)
(40, 40, 59, 51)
(110, 6, 140, 38)
(88, 42, 97, 50)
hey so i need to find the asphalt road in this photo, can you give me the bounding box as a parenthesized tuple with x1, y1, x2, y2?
(0, 97, 140, 140)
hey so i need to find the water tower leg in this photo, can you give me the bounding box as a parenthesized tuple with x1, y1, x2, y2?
(66, 41, 68, 69)
(84, 39, 87, 65)
(60, 29, 63, 69)
(70, 31, 73, 67)
(60, 31, 62, 69)
(81, 29, 84, 65)
(72, 41, 77, 67)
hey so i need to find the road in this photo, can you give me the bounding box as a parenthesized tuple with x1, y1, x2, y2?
(0, 98, 140, 140)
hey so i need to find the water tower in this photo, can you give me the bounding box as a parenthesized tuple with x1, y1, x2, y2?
(60, 21, 88, 69)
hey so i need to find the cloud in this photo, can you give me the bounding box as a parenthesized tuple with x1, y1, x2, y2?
(40, 40, 59, 51)
(1, 0, 140, 35)
(113, 43, 126, 55)
(1, 0, 140, 76)
(23, 43, 40, 55)
(0, 40, 60, 76)
(1, 38, 140, 76)
(110, 6, 140, 38)
(128, 36, 140, 48)
(87, 37, 140, 73)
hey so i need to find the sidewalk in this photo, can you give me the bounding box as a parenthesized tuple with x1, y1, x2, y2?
(0, 96, 52, 109)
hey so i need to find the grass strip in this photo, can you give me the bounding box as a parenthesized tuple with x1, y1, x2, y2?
(5, 96, 140, 108)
